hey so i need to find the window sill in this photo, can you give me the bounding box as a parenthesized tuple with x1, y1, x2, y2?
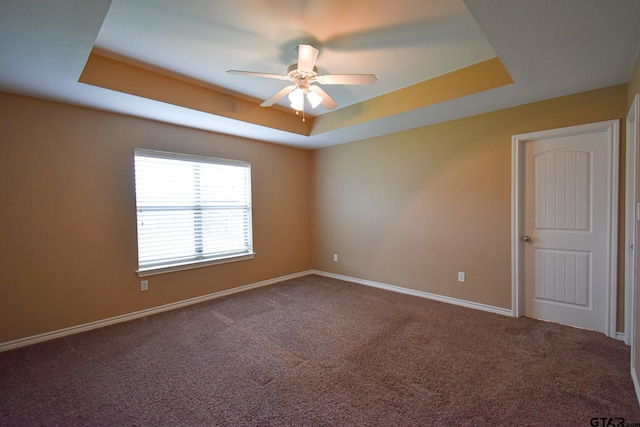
(136, 253, 255, 277)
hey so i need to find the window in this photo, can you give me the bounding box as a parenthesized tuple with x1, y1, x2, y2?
(134, 149, 253, 276)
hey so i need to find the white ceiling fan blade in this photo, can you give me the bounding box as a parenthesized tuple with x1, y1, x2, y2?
(309, 85, 338, 110)
(260, 85, 297, 107)
(227, 70, 288, 80)
(317, 74, 377, 85)
(297, 44, 319, 73)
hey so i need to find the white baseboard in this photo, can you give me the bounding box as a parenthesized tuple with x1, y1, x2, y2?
(633, 364, 640, 407)
(312, 272, 636, 340)
(2, 269, 623, 353)
(0, 270, 313, 353)
(312, 270, 513, 317)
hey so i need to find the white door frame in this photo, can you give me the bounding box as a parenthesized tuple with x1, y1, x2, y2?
(511, 120, 619, 338)
(625, 94, 639, 346)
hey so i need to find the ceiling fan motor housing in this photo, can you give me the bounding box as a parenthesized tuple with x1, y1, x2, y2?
(287, 63, 319, 89)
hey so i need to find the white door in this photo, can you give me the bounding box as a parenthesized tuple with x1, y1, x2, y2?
(512, 120, 618, 336)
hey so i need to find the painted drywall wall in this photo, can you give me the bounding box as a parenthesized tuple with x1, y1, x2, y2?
(312, 85, 627, 323)
(629, 50, 640, 108)
(0, 83, 631, 345)
(0, 91, 312, 343)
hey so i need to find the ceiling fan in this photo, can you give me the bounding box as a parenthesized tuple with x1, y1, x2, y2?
(227, 44, 377, 115)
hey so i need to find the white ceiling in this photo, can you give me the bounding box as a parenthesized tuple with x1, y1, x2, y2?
(95, 0, 496, 110)
(1, 0, 639, 149)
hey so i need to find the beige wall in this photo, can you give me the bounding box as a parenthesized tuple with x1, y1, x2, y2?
(312, 85, 628, 317)
(0, 91, 312, 343)
(629, 50, 640, 109)
(0, 83, 632, 345)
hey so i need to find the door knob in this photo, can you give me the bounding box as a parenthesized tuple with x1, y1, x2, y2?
(522, 235, 532, 243)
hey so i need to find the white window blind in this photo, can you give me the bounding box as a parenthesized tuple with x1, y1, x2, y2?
(134, 149, 253, 275)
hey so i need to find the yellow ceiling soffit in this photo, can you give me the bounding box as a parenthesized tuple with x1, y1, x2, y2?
(79, 51, 314, 136)
(79, 52, 512, 139)
(310, 57, 513, 136)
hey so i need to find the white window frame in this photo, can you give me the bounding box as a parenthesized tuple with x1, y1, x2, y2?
(134, 149, 254, 277)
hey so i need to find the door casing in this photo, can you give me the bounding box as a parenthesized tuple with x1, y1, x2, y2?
(625, 94, 639, 346)
(511, 120, 619, 338)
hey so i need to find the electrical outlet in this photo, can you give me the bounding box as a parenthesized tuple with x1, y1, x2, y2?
(457, 272, 465, 282)
(333, 254, 338, 262)
(141, 280, 148, 291)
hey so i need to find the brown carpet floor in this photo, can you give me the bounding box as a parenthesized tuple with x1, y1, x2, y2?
(1, 274, 639, 426)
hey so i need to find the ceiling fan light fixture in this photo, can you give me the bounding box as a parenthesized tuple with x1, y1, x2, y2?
(306, 89, 323, 108)
(288, 88, 304, 111)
